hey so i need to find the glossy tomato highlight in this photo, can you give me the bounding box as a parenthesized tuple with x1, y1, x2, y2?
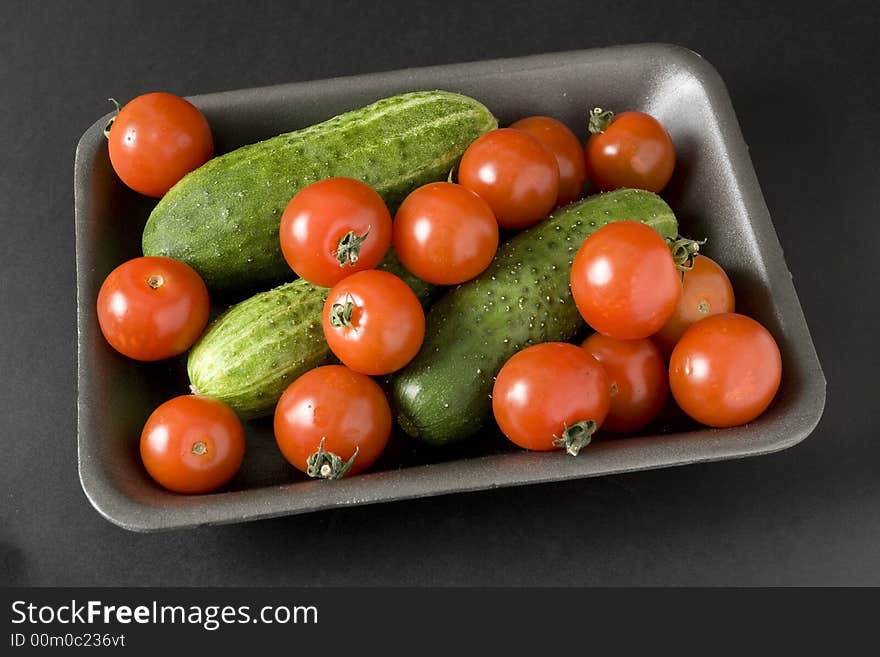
(393, 182, 498, 285)
(279, 177, 392, 287)
(585, 108, 675, 193)
(510, 116, 586, 206)
(458, 128, 559, 230)
(492, 342, 609, 455)
(581, 333, 668, 433)
(97, 256, 210, 361)
(274, 365, 392, 478)
(669, 313, 782, 427)
(140, 395, 245, 494)
(570, 221, 681, 340)
(107, 92, 213, 197)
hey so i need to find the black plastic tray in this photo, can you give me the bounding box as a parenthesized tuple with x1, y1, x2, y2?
(75, 44, 826, 531)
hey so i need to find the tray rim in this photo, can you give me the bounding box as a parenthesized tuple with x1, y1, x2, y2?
(75, 42, 827, 532)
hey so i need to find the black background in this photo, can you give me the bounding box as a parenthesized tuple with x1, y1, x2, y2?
(2, 0, 878, 586)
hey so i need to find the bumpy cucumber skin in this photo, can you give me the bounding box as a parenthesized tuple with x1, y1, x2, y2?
(143, 91, 497, 291)
(188, 251, 435, 419)
(390, 189, 679, 446)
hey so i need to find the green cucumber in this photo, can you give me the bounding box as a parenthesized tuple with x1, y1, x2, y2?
(389, 189, 678, 446)
(143, 90, 497, 291)
(188, 251, 435, 419)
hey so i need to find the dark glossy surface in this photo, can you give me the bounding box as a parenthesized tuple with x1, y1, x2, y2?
(75, 44, 824, 531)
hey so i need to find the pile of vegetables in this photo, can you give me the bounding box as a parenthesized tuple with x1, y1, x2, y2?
(98, 89, 782, 495)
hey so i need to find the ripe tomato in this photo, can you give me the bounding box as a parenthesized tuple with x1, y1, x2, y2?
(274, 365, 391, 478)
(322, 270, 425, 375)
(140, 395, 245, 494)
(106, 92, 213, 198)
(457, 128, 559, 230)
(571, 221, 681, 340)
(585, 109, 675, 193)
(392, 182, 499, 285)
(279, 177, 392, 287)
(510, 116, 586, 206)
(581, 333, 668, 433)
(492, 342, 609, 455)
(653, 255, 735, 357)
(669, 313, 782, 428)
(97, 256, 210, 361)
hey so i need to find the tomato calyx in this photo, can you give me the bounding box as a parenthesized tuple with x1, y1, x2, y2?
(335, 227, 371, 268)
(588, 107, 615, 135)
(103, 98, 121, 139)
(306, 437, 359, 480)
(191, 441, 208, 456)
(146, 274, 164, 289)
(328, 299, 355, 329)
(551, 419, 598, 456)
(666, 235, 707, 272)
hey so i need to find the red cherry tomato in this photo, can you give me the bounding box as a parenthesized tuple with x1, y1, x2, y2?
(669, 313, 782, 427)
(274, 365, 391, 478)
(581, 334, 668, 433)
(107, 92, 213, 198)
(570, 221, 682, 340)
(585, 109, 675, 193)
(96, 256, 210, 361)
(322, 270, 425, 375)
(140, 395, 245, 494)
(458, 128, 560, 230)
(392, 182, 499, 285)
(279, 177, 392, 287)
(510, 116, 586, 206)
(653, 255, 735, 357)
(492, 342, 609, 454)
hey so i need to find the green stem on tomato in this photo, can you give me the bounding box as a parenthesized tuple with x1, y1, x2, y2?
(588, 107, 615, 135)
(328, 300, 355, 329)
(306, 438, 359, 480)
(552, 420, 597, 456)
(336, 227, 371, 267)
(103, 98, 121, 139)
(667, 235, 707, 273)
